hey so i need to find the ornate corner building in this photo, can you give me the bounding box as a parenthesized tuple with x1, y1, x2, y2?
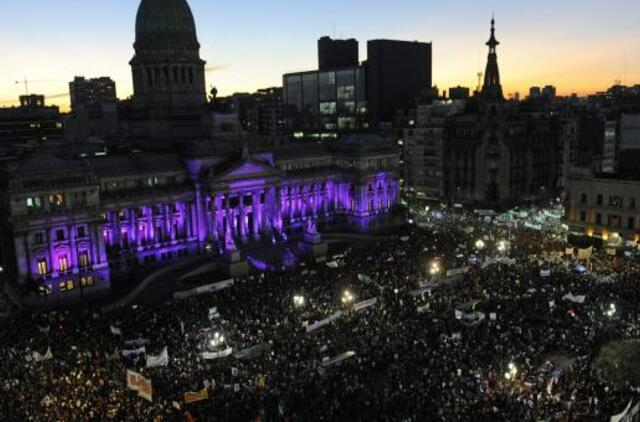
(0, 0, 400, 306)
(442, 19, 562, 208)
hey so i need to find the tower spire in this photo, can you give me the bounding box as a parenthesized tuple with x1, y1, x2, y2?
(482, 16, 504, 101)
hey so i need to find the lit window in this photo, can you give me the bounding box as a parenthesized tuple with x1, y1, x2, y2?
(81, 276, 95, 287)
(26, 196, 43, 209)
(59, 280, 74, 292)
(49, 193, 65, 208)
(58, 255, 69, 272)
(37, 259, 48, 275)
(79, 252, 90, 269)
(37, 284, 52, 296)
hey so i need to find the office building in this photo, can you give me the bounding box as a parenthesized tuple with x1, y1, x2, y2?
(284, 66, 368, 139)
(318, 36, 359, 71)
(66, 77, 118, 141)
(367, 39, 432, 128)
(529, 86, 541, 99)
(0, 95, 64, 146)
(566, 167, 640, 243)
(542, 85, 557, 100)
(620, 114, 640, 151)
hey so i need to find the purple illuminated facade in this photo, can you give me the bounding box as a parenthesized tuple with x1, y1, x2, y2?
(0, 136, 399, 305)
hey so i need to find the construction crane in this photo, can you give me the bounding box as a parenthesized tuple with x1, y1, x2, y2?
(14, 78, 63, 96)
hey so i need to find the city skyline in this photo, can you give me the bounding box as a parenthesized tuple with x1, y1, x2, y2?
(1, 0, 639, 110)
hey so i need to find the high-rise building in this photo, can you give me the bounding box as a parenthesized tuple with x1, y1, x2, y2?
(66, 77, 118, 141)
(69, 77, 116, 110)
(366, 39, 432, 128)
(542, 85, 557, 100)
(318, 36, 359, 71)
(449, 86, 470, 100)
(246, 87, 287, 138)
(529, 86, 541, 99)
(283, 66, 368, 139)
(620, 114, 640, 151)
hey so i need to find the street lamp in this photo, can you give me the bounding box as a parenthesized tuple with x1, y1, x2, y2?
(341, 290, 355, 304)
(293, 294, 305, 308)
(475, 239, 485, 251)
(209, 331, 225, 349)
(429, 261, 441, 276)
(505, 362, 518, 381)
(497, 240, 507, 253)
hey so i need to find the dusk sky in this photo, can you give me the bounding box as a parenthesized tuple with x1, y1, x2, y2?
(1, 0, 638, 110)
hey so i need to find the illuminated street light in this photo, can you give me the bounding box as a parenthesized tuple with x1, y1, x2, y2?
(293, 294, 305, 308)
(341, 290, 355, 304)
(209, 331, 225, 348)
(606, 303, 616, 317)
(497, 240, 507, 253)
(475, 239, 486, 250)
(429, 261, 441, 276)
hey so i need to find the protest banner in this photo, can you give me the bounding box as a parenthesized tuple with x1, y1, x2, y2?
(146, 347, 169, 368)
(353, 298, 378, 312)
(184, 388, 208, 404)
(201, 347, 233, 360)
(126, 370, 153, 402)
(446, 266, 469, 277)
(577, 246, 593, 261)
(564, 293, 586, 304)
(305, 311, 343, 333)
(321, 351, 356, 367)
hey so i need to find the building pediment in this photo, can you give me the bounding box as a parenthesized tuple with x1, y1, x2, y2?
(213, 160, 281, 183)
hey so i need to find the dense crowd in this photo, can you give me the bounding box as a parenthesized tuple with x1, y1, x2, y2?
(1, 210, 639, 421)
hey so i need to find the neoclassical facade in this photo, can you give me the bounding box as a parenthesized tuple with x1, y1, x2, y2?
(0, 137, 399, 304)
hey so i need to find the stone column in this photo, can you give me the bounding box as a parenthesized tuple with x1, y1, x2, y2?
(252, 191, 261, 238)
(47, 228, 56, 274)
(225, 193, 232, 237)
(69, 225, 78, 273)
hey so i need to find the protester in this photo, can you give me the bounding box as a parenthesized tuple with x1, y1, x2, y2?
(0, 208, 638, 421)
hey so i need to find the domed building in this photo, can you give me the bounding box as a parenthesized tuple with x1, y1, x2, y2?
(120, 0, 211, 147)
(0, 0, 400, 308)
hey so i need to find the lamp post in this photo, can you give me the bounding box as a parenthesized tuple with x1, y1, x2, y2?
(341, 290, 355, 305)
(293, 294, 305, 308)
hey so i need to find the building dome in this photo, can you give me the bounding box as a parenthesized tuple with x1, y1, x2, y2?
(135, 0, 198, 44)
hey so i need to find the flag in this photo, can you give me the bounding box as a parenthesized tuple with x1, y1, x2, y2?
(110, 326, 122, 335)
(184, 388, 208, 404)
(126, 370, 152, 402)
(146, 347, 169, 368)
